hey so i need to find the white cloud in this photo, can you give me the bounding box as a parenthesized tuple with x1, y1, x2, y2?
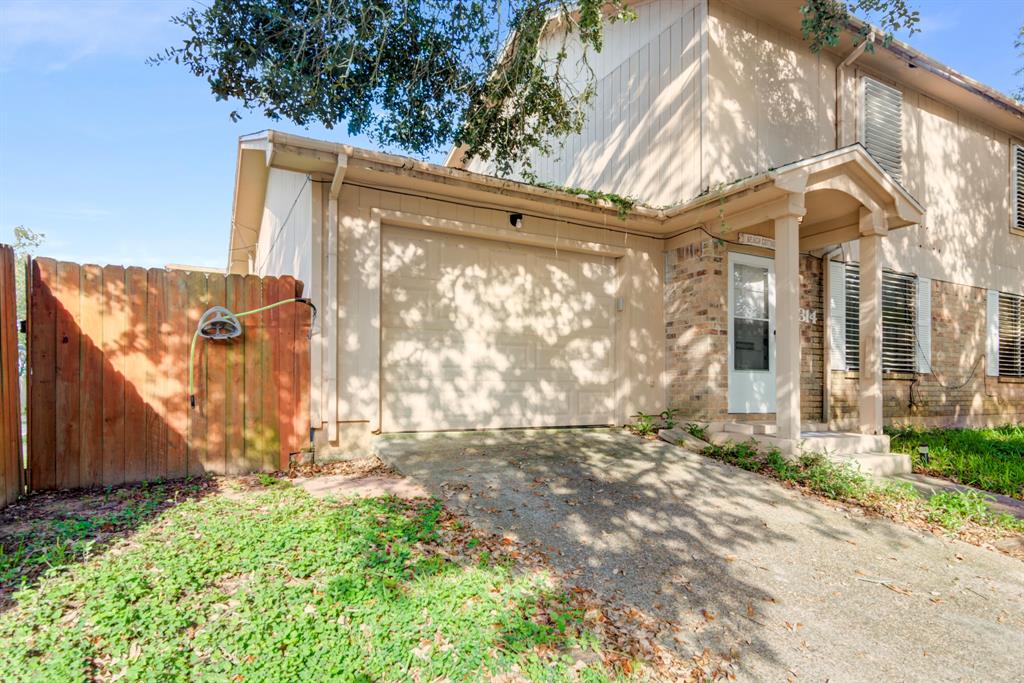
(0, 0, 186, 71)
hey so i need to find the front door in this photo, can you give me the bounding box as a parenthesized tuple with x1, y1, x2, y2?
(728, 253, 776, 413)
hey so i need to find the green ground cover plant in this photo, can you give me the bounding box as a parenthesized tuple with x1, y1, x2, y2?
(0, 482, 630, 682)
(887, 425, 1024, 499)
(697, 441, 1024, 537)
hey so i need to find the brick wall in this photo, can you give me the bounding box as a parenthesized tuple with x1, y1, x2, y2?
(830, 278, 1024, 428)
(665, 242, 824, 422)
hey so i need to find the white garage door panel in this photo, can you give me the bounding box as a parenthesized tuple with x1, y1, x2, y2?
(382, 226, 616, 431)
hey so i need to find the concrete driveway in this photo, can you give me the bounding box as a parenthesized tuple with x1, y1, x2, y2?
(377, 429, 1024, 682)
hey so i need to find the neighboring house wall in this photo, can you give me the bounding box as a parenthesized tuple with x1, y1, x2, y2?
(465, 0, 706, 207)
(254, 168, 313, 286)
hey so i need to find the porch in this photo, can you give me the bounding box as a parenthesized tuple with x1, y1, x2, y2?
(663, 145, 926, 461)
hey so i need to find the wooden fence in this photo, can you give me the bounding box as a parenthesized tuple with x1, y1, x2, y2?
(0, 245, 24, 508)
(27, 259, 310, 491)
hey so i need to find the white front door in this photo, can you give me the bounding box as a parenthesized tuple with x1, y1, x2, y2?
(728, 253, 776, 413)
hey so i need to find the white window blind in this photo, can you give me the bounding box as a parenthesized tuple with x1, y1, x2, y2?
(998, 291, 1024, 377)
(863, 77, 903, 181)
(842, 265, 921, 373)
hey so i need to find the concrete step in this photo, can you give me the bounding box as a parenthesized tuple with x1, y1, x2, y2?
(800, 432, 890, 456)
(831, 452, 911, 477)
(708, 431, 889, 457)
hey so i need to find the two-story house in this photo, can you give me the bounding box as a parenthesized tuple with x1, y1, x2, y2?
(228, 0, 1024, 460)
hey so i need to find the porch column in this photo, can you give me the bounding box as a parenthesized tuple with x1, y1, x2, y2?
(774, 211, 803, 442)
(859, 210, 886, 435)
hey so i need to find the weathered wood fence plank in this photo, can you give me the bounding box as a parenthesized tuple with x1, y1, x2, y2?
(26, 259, 310, 489)
(0, 245, 24, 508)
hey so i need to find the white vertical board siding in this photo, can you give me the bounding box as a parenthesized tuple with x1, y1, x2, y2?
(467, 0, 704, 207)
(254, 167, 313, 286)
(915, 276, 931, 373)
(987, 289, 1000, 376)
(828, 261, 847, 371)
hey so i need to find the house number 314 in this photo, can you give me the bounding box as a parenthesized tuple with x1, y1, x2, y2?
(800, 308, 818, 325)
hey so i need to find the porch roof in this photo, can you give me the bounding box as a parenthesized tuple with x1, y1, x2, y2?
(662, 144, 926, 250)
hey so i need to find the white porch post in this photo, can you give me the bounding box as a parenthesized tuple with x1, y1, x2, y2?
(774, 208, 803, 443)
(859, 209, 886, 435)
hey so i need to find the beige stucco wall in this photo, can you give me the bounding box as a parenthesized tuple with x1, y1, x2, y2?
(310, 181, 666, 446)
(866, 76, 1024, 297)
(465, 0, 706, 207)
(705, 0, 838, 190)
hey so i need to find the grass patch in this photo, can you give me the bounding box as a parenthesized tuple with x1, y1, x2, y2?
(700, 442, 1022, 538)
(887, 424, 1024, 499)
(0, 486, 629, 681)
(925, 490, 1024, 533)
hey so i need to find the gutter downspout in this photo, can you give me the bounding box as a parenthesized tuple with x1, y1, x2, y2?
(821, 245, 844, 426)
(326, 154, 348, 443)
(836, 31, 875, 148)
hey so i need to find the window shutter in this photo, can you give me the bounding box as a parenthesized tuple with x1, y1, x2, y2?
(1014, 145, 1024, 231)
(986, 290, 1000, 376)
(863, 78, 903, 181)
(828, 261, 847, 371)
(998, 291, 1024, 377)
(916, 277, 931, 373)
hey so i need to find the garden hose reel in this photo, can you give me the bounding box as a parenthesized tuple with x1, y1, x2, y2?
(188, 297, 318, 407)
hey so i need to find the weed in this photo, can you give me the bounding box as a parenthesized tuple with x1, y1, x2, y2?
(925, 490, 1024, 532)
(684, 422, 709, 442)
(256, 472, 287, 488)
(700, 442, 1024, 537)
(659, 408, 680, 430)
(629, 412, 657, 437)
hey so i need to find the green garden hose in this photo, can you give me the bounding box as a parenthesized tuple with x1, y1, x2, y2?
(188, 297, 317, 407)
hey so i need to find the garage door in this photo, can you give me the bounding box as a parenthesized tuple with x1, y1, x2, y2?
(381, 226, 617, 431)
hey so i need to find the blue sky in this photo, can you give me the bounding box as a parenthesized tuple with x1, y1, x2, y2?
(1, 0, 1022, 269)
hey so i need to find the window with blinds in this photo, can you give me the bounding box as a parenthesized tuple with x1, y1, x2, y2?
(1014, 145, 1024, 231)
(999, 291, 1024, 377)
(863, 78, 903, 181)
(843, 265, 918, 373)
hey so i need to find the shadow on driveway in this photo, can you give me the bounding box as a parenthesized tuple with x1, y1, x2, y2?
(378, 428, 1024, 682)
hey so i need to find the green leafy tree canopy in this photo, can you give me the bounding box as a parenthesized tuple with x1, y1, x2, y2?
(154, 0, 634, 177)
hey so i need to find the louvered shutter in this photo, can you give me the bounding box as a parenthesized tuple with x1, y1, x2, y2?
(828, 261, 847, 371)
(863, 78, 903, 181)
(881, 271, 917, 373)
(986, 290, 1000, 377)
(998, 291, 1024, 377)
(1014, 145, 1024, 231)
(916, 277, 931, 373)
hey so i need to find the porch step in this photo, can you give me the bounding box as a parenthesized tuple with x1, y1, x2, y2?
(832, 452, 912, 477)
(720, 421, 829, 436)
(709, 430, 890, 456)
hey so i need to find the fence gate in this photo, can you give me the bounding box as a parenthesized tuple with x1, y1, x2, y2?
(0, 245, 24, 508)
(26, 258, 310, 491)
